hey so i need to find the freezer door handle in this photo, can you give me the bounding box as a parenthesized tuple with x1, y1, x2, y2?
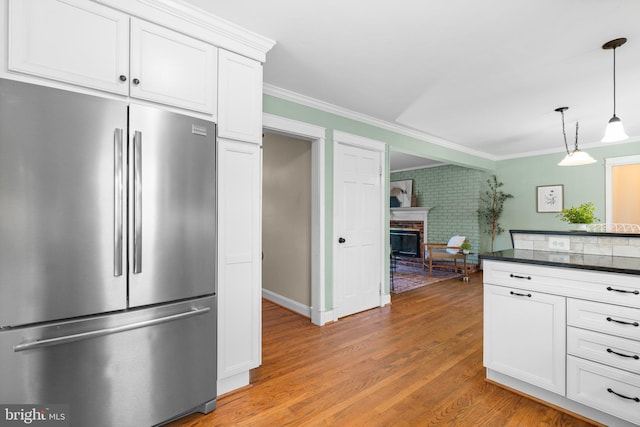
(13, 306, 210, 352)
(114, 128, 124, 277)
(133, 130, 142, 274)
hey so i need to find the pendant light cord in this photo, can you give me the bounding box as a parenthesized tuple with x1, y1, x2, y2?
(560, 109, 570, 155)
(558, 108, 579, 154)
(612, 47, 617, 117)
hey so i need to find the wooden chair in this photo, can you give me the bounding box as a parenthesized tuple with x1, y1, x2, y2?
(423, 235, 468, 277)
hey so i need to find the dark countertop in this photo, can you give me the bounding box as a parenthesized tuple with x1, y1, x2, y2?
(480, 249, 640, 276)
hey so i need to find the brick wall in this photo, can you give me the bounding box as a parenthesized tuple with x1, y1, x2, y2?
(391, 165, 488, 265)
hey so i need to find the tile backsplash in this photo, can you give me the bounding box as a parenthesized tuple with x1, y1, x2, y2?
(512, 232, 640, 258)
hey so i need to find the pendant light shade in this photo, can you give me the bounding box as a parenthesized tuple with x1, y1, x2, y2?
(555, 106, 596, 166)
(558, 149, 597, 166)
(602, 115, 628, 143)
(601, 38, 628, 143)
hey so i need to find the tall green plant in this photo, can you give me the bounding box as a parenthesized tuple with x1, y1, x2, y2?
(478, 175, 513, 252)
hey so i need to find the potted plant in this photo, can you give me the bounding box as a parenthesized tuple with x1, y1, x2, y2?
(477, 175, 513, 252)
(557, 202, 599, 230)
(460, 241, 472, 255)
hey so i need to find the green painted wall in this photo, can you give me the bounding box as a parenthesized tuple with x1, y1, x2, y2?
(493, 141, 640, 251)
(263, 94, 494, 308)
(390, 165, 488, 264)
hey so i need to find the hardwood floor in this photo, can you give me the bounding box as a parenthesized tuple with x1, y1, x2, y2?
(168, 272, 597, 426)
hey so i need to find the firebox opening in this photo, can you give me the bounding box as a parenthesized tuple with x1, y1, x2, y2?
(390, 228, 421, 258)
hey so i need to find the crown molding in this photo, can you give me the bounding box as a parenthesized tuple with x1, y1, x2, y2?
(495, 135, 640, 161)
(95, 0, 276, 62)
(390, 162, 447, 173)
(263, 84, 496, 161)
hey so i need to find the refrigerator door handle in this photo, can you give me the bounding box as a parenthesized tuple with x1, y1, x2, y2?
(114, 128, 124, 277)
(13, 306, 210, 352)
(133, 130, 142, 274)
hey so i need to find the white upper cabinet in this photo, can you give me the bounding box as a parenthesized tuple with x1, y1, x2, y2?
(8, 0, 130, 95)
(217, 49, 263, 143)
(130, 18, 217, 114)
(7, 0, 217, 114)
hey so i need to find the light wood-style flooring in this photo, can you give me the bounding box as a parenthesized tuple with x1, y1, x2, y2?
(168, 272, 597, 426)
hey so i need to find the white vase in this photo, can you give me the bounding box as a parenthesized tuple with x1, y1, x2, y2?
(572, 223, 588, 231)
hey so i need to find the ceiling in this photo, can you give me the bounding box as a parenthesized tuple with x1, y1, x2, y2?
(183, 0, 640, 167)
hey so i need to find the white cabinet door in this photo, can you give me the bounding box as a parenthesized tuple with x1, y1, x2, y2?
(130, 18, 217, 114)
(217, 138, 262, 385)
(217, 49, 263, 143)
(8, 0, 129, 94)
(484, 284, 566, 395)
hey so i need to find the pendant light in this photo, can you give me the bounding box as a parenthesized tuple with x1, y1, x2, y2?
(556, 107, 596, 166)
(601, 38, 628, 142)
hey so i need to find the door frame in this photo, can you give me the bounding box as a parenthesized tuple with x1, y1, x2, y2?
(605, 154, 640, 223)
(262, 113, 327, 325)
(332, 130, 388, 321)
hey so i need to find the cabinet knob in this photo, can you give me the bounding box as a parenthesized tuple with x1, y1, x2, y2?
(119, 75, 127, 82)
(132, 78, 140, 85)
(338, 237, 346, 244)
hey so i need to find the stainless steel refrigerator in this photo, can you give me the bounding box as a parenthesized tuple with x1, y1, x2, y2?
(0, 79, 217, 426)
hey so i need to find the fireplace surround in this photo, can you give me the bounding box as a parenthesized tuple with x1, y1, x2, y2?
(390, 207, 430, 267)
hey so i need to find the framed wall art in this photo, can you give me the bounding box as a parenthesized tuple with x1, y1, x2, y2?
(390, 180, 413, 208)
(537, 184, 564, 213)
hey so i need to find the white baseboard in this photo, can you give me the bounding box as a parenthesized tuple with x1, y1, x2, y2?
(381, 293, 391, 306)
(262, 288, 311, 318)
(217, 371, 249, 396)
(313, 308, 335, 326)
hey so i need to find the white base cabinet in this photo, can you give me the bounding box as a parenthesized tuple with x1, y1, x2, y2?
(483, 260, 640, 426)
(484, 284, 566, 394)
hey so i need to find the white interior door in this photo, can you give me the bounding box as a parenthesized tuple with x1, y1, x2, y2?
(334, 135, 384, 319)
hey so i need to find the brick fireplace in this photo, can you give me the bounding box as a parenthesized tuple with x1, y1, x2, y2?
(390, 207, 430, 268)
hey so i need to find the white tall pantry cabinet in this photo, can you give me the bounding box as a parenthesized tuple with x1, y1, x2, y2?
(216, 49, 264, 394)
(1, 0, 274, 397)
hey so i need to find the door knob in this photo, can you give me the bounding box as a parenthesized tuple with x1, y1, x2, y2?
(338, 237, 346, 243)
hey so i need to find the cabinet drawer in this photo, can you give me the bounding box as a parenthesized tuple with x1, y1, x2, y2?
(483, 260, 640, 308)
(568, 299, 640, 341)
(568, 327, 640, 375)
(567, 356, 640, 425)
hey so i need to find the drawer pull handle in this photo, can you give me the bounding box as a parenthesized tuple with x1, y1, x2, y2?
(607, 348, 640, 360)
(606, 286, 640, 295)
(510, 274, 531, 280)
(606, 317, 639, 327)
(607, 388, 640, 403)
(510, 291, 532, 298)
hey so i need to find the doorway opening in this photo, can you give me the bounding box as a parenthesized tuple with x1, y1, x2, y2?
(262, 131, 312, 315)
(606, 155, 640, 225)
(262, 114, 327, 325)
